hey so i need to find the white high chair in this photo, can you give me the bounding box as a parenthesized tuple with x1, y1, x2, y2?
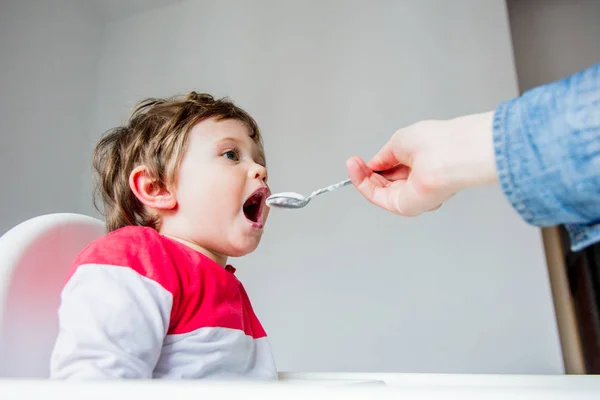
(0, 213, 105, 378)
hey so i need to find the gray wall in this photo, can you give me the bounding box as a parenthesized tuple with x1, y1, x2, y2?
(7, 0, 590, 375)
(86, 0, 563, 374)
(0, 0, 102, 235)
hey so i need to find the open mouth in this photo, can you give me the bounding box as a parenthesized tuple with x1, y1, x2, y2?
(243, 187, 269, 227)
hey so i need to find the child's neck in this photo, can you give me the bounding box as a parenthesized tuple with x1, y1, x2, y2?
(161, 234, 228, 267)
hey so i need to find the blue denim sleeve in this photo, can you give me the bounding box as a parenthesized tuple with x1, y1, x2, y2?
(493, 62, 600, 252)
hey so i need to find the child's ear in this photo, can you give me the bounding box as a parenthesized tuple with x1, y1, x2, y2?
(129, 165, 177, 210)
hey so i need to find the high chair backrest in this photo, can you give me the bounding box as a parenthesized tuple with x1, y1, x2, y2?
(0, 213, 105, 378)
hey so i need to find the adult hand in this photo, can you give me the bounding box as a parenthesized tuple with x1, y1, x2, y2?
(346, 111, 498, 216)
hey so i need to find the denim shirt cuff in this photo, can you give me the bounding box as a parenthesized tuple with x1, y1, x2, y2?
(493, 99, 600, 252)
(493, 99, 538, 224)
(564, 222, 600, 252)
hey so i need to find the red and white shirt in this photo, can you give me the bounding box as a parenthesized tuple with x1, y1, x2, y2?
(50, 226, 277, 379)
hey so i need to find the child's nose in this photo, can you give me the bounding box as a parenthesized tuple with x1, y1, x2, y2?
(250, 164, 267, 181)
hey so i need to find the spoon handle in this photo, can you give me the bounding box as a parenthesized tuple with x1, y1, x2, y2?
(309, 178, 353, 199)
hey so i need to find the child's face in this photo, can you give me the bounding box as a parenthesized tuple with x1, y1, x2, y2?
(162, 118, 269, 261)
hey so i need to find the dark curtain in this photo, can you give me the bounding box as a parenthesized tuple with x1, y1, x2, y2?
(561, 227, 600, 373)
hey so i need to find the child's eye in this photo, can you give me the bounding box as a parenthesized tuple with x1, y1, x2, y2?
(222, 149, 240, 161)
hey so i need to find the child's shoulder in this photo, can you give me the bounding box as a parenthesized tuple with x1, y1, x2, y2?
(70, 226, 176, 284)
(77, 225, 163, 261)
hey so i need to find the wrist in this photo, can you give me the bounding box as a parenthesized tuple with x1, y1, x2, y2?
(452, 111, 499, 190)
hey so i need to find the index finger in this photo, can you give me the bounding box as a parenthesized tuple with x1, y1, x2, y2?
(367, 130, 412, 172)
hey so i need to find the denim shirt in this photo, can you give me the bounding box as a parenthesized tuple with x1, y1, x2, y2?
(493, 62, 600, 252)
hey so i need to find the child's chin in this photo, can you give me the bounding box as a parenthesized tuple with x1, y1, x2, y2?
(228, 240, 261, 258)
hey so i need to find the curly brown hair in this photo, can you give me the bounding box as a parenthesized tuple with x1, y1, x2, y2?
(92, 91, 263, 232)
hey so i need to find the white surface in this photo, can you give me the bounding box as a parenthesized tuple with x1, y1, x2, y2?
(0, 213, 105, 377)
(1, 373, 600, 399)
(86, 0, 563, 374)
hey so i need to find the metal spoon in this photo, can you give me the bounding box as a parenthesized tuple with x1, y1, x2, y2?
(266, 178, 353, 209)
